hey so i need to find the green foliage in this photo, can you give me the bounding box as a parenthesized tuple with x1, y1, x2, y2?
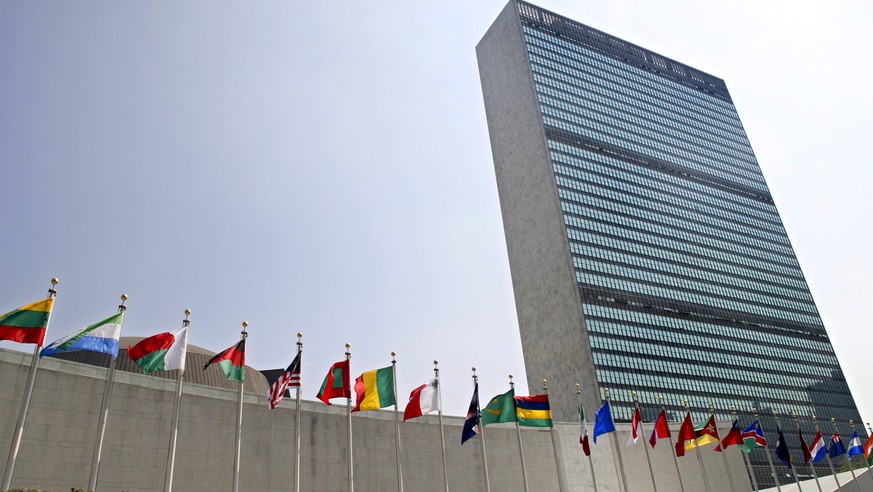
(837, 456, 868, 472)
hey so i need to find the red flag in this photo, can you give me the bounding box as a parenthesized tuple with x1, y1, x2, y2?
(316, 360, 350, 405)
(799, 429, 813, 463)
(676, 412, 695, 457)
(627, 407, 643, 446)
(719, 419, 743, 451)
(649, 409, 671, 448)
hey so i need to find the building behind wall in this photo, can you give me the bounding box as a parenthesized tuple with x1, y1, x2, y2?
(476, 1, 865, 487)
(0, 346, 755, 491)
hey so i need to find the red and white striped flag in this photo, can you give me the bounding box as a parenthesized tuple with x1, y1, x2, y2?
(627, 406, 644, 446)
(268, 351, 301, 409)
(403, 379, 439, 421)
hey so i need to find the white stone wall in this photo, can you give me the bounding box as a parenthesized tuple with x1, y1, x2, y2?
(0, 349, 750, 491)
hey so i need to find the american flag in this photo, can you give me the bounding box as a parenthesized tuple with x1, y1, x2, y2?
(268, 351, 301, 410)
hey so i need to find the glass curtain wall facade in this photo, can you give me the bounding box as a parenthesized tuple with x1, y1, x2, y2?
(479, 1, 864, 487)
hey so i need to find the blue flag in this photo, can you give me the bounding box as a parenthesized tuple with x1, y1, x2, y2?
(592, 400, 616, 443)
(461, 382, 481, 444)
(846, 432, 863, 457)
(775, 425, 792, 468)
(829, 433, 846, 457)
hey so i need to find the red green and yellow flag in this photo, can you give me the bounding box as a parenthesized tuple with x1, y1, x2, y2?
(0, 298, 54, 345)
(203, 339, 245, 382)
(686, 415, 721, 451)
(352, 366, 395, 412)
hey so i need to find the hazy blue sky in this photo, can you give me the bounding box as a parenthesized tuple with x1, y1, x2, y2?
(1, 0, 870, 427)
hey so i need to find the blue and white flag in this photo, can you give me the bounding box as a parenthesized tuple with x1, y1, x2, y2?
(847, 431, 864, 457)
(593, 400, 616, 443)
(40, 312, 124, 358)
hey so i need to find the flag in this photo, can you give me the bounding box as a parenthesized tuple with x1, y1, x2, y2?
(579, 404, 591, 456)
(515, 394, 552, 427)
(741, 420, 767, 453)
(676, 413, 695, 457)
(798, 428, 812, 463)
(649, 409, 671, 448)
(846, 431, 863, 457)
(0, 298, 54, 345)
(592, 400, 616, 444)
(461, 382, 481, 444)
(481, 389, 516, 426)
(720, 419, 743, 451)
(810, 431, 827, 463)
(127, 327, 188, 373)
(403, 379, 439, 421)
(865, 432, 873, 466)
(775, 425, 791, 468)
(203, 339, 245, 382)
(685, 415, 720, 451)
(316, 360, 350, 405)
(828, 432, 845, 458)
(41, 312, 124, 358)
(627, 406, 643, 446)
(267, 351, 301, 410)
(352, 366, 395, 412)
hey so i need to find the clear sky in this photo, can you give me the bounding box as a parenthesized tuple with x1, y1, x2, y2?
(1, 0, 870, 428)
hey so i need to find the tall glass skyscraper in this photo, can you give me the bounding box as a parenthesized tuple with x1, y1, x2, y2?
(477, 1, 863, 486)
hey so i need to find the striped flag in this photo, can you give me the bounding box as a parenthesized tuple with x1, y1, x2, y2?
(41, 312, 124, 357)
(579, 404, 591, 456)
(0, 298, 54, 345)
(627, 406, 643, 446)
(268, 351, 301, 409)
(515, 394, 553, 427)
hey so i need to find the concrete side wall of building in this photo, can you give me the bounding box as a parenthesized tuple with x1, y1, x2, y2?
(476, 0, 600, 421)
(0, 349, 750, 491)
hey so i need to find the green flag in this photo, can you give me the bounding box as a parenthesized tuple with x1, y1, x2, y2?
(481, 388, 517, 426)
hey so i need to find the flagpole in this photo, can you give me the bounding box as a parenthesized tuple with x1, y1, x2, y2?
(661, 396, 685, 492)
(774, 412, 801, 490)
(813, 415, 841, 491)
(346, 343, 354, 492)
(686, 399, 711, 492)
(232, 321, 248, 492)
(472, 368, 491, 492)
(541, 379, 566, 492)
(576, 383, 597, 492)
(391, 352, 404, 492)
(2, 277, 58, 491)
(712, 403, 737, 492)
(731, 407, 758, 492)
(834, 419, 861, 492)
(633, 393, 658, 492)
(866, 422, 873, 472)
(294, 332, 303, 492)
(434, 360, 449, 492)
(754, 408, 782, 492)
(509, 374, 530, 492)
(606, 388, 629, 492)
(793, 413, 822, 492)
(164, 309, 190, 492)
(88, 293, 127, 492)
